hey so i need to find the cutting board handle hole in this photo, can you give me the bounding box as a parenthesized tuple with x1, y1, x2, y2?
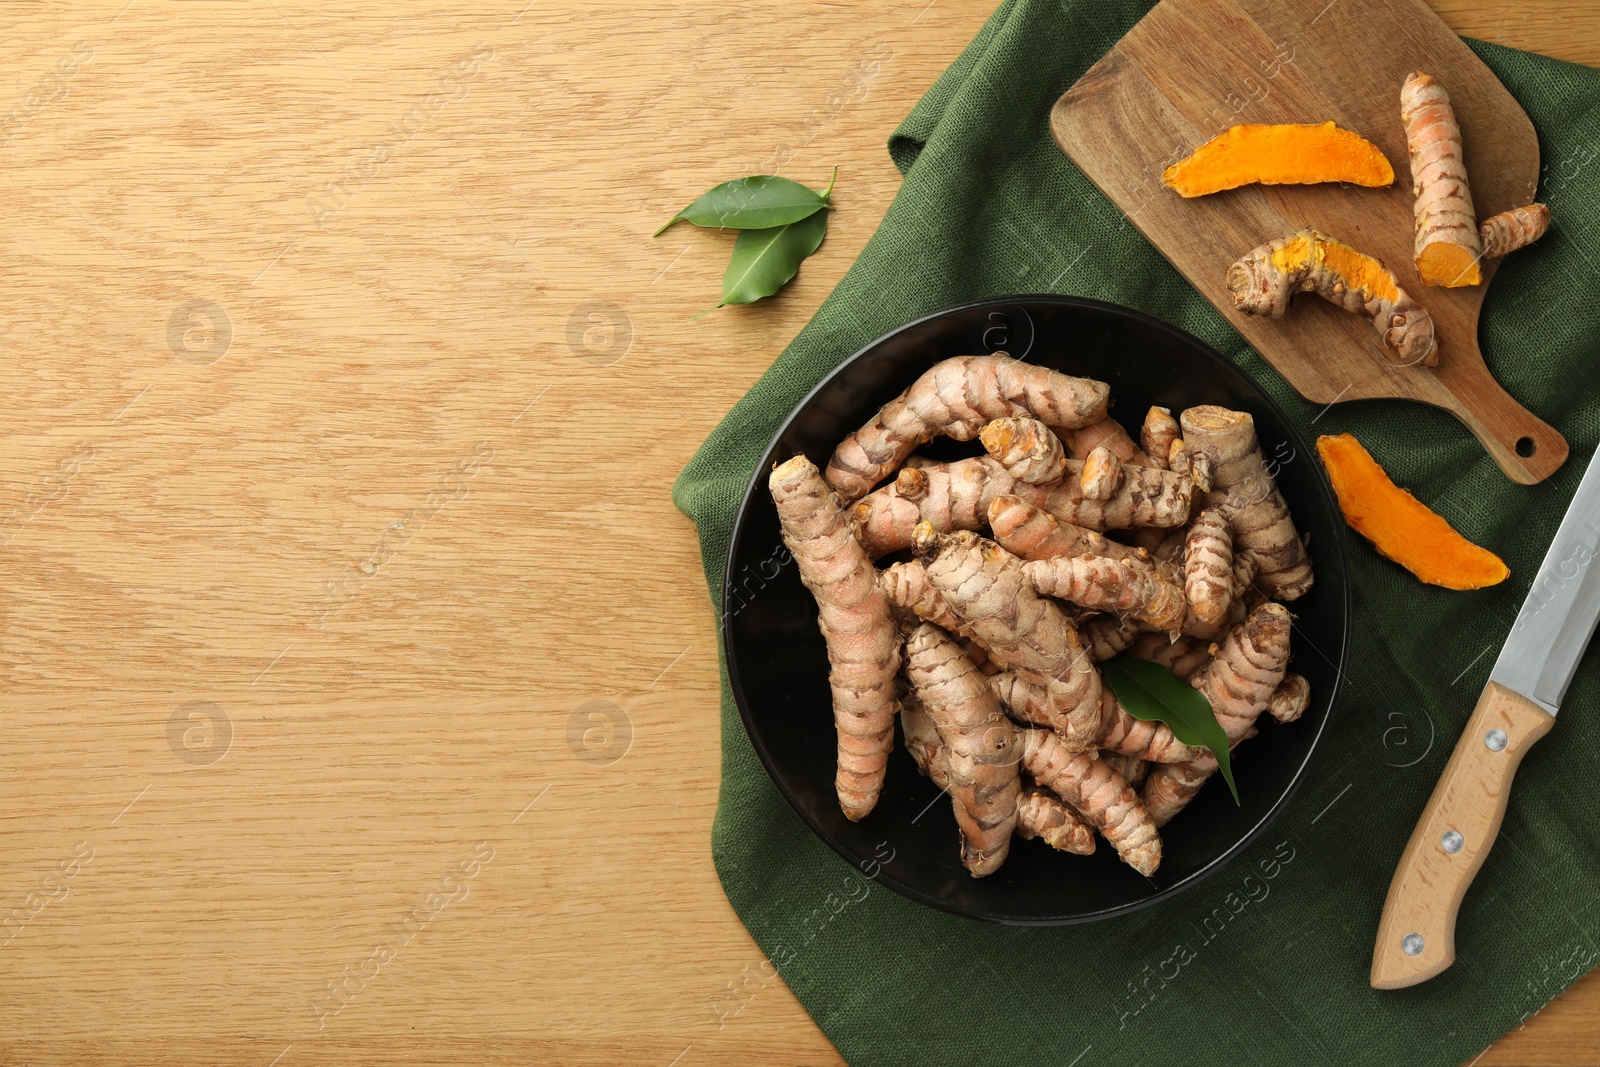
(1515, 436, 1537, 458)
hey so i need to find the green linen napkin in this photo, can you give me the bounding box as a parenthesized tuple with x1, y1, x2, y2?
(673, 2, 1600, 1063)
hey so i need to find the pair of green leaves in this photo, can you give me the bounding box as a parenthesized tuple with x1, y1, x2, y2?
(1101, 657, 1240, 805)
(655, 169, 836, 308)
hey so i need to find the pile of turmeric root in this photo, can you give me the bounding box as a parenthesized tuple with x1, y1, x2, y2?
(768, 354, 1313, 879)
(1164, 72, 1550, 368)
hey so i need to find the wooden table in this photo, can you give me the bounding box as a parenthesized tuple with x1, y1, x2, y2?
(1, 2, 1595, 1063)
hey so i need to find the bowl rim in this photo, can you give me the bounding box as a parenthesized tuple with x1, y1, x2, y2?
(722, 293, 1353, 925)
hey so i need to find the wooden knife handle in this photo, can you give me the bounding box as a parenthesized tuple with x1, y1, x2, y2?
(1370, 681, 1556, 989)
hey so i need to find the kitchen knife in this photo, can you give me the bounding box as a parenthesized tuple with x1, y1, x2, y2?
(1372, 446, 1600, 990)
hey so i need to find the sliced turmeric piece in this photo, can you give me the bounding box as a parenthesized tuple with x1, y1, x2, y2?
(1316, 433, 1508, 589)
(1162, 122, 1394, 198)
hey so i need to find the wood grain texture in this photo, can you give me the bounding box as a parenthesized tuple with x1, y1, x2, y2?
(1371, 681, 1556, 989)
(1051, 0, 1569, 484)
(0, 1, 1594, 1064)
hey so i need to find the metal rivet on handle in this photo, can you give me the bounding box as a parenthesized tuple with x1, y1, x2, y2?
(1485, 728, 1508, 752)
(1441, 830, 1464, 853)
(1402, 933, 1425, 956)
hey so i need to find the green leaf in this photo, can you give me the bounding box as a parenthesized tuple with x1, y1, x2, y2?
(654, 169, 836, 236)
(1102, 656, 1240, 805)
(718, 208, 829, 307)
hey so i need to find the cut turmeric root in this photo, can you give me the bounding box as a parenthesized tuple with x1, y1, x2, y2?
(1316, 433, 1508, 589)
(1401, 72, 1483, 287)
(1162, 122, 1394, 198)
(1228, 230, 1439, 367)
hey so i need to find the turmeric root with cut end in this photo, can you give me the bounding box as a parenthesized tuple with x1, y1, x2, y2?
(905, 625, 1022, 877)
(1021, 728, 1161, 875)
(1142, 407, 1179, 470)
(1401, 72, 1482, 287)
(1015, 787, 1097, 855)
(1141, 602, 1293, 826)
(1162, 121, 1395, 198)
(916, 527, 1102, 750)
(1228, 230, 1439, 367)
(1022, 555, 1187, 634)
(769, 456, 901, 821)
(854, 457, 1195, 556)
(1317, 432, 1509, 589)
(825, 356, 1110, 501)
(987, 495, 1149, 564)
(1184, 507, 1235, 627)
(980, 417, 1069, 484)
(1080, 445, 1123, 501)
(1480, 203, 1551, 259)
(1268, 673, 1311, 724)
(1061, 416, 1152, 467)
(1181, 405, 1314, 600)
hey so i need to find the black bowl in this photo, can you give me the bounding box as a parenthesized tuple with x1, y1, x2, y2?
(724, 295, 1351, 924)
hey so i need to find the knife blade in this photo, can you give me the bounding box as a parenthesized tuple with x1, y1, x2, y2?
(1372, 445, 1600, 990)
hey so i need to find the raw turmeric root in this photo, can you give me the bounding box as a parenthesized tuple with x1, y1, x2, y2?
(1015, 786, 1097, 855)
(1167, 438, 1214, 493)
(991, 672, 1193, 762)
(1080, 445, 1123, 501)
(825, 356, 1110, 501)
(1096, 688, 1199, 762)
(769, 456, 901, 820)
(1021, 728, 1162, 875)
(1480, 203, 1551, 259)
(1317, 432, 1508, 589)
(905, 625, 1022, 877)
(1080, 613, 1143, 661)
(1141, 602, 1292, 826)
(854, 457, 1194, 556)
(1401, 72, 1482, 287)
(1267, 673, 1311, 724)
(1228, 230, 1439, 367)
(1181, 406, 1314, 600)
(980, 417, 1068, 484)
(1141, 407, 1179, 470)
(1162, 121, 1395, 198)
(916, 527, 1102, 750)
(987, 495, 1149, 564)
(1184, 507, 1235, 627)
(855, 458, 1012, 557)
(900, 693, 946, 785)
(1060, 416, 1151, 467)
(880, 560, 968, 635)
(1126, 633, 1212, 684)
(1022, 555, 1187, 634)
(1097, 752, 1149, 789)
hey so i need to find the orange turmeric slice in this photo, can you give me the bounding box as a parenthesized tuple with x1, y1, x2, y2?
(1317, 433, 1508, 589)
(1162, 122, 1395, 198)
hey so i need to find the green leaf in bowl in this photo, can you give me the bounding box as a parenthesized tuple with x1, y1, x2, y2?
(1102, 656, 1239, 804)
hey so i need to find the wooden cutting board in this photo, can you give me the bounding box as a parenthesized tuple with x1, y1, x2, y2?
(1051, 0, 1566, 484)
